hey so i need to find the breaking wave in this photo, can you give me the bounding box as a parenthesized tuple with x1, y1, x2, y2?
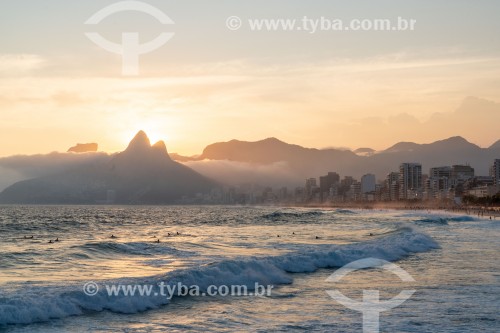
(414, 215, 476, 225)
(261, 211, 324, 220)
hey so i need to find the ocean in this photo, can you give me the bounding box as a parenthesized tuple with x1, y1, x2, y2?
(0, 206, 498, 332)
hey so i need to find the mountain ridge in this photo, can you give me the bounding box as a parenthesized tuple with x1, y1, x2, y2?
(176, 135, 500, 180)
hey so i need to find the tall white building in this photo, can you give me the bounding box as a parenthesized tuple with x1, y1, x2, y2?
(490, 159, 500, 186)
(399, 163, 422, 200)
(305, 178, 318, 200)
(386, 172, 399, 201)
(361, 173, 376, 194)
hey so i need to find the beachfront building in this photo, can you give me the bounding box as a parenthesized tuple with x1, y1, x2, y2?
(399, 163, 423, 200)
(451, 164, 475, 182)
(319, 172, 340, 202)
(490, 159, 500, 186)
(425, 175, 450, 200)
(429, 166, 452, 179)
(385, 172, 399, 201)
(466, 185, 499, 198)
(305, 178, 320, 202)
(346, 182, 362, 201)
(361, 174, 376, 194)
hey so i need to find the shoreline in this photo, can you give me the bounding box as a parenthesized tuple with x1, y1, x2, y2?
(1, 202, 499, 218)
(293, 202, 500, 218)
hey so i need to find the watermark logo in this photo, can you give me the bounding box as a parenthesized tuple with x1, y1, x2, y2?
(84, 1, 174, 76)
(226, 16, 243, 31)
(83, 281, 99, 296)
(82, 281, 274, 299)
(226, 16, 416, 33)
(326, 258, 415, 333)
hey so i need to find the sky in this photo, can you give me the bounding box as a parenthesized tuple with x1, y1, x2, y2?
(1, 0, 500, 156)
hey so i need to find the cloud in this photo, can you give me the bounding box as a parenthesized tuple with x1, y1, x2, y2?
(0, 167, 24, 193)
(0, 152, 110, 191)
(347, 97, 500, 149)
(0, 54, 46, 75)
(51, 91, 87, 107)
(183, 159, 302, 187)
(1, 50, 499, 155)
(0, 151, 303, 192)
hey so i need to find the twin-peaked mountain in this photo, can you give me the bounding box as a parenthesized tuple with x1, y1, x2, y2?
(0, 131, 217, 204)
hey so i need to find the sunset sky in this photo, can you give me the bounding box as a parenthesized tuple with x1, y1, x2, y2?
(1, 0, 499, 157)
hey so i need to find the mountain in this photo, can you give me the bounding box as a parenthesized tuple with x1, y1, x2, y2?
(198, 137, 359, 177)
(383, 142, 421, 153)
(382, 136, 479, 154)
(489, 139, 500, 150)
(175, 136, 500, 181)
(367, 136, 491, 176)
(0, 131, 218, 204)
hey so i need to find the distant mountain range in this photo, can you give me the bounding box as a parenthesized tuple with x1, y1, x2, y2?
(175, 136, 500, 181)
(0, 131, 217, 204)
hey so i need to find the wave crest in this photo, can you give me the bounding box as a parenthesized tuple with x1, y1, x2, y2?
(415, 215, 476, 225)
(261, 211, 323, 220)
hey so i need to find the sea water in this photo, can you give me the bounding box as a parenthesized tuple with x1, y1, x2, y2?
(0, 206, 498, 332)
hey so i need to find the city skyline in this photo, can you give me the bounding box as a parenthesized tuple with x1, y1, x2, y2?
(195, 158, 500, 206)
